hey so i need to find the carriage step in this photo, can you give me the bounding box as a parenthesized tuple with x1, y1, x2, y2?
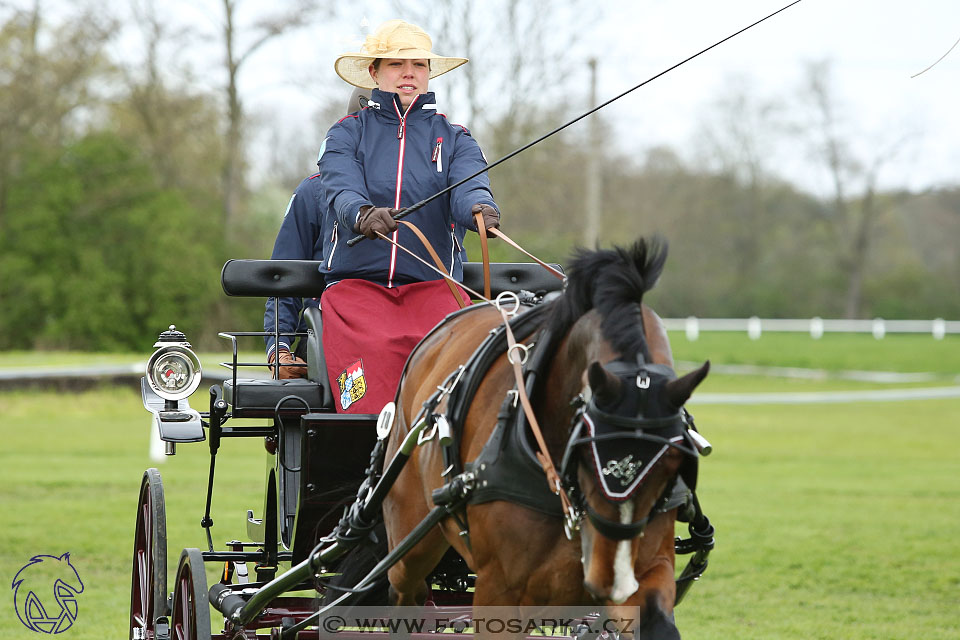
(246, 509, 264, 543)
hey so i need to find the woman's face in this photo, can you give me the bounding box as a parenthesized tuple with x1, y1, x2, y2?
(369, 58, 429, 109)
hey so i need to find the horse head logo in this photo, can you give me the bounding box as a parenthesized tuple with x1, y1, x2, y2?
(11, 552, 84, 634)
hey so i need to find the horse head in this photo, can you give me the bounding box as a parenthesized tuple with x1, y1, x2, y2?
(543, 239, 709, 606)
(571, 357, 709, 604)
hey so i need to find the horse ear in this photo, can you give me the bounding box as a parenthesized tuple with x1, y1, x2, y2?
(587, 361, 621, 406)
(665, 360, 710, 409)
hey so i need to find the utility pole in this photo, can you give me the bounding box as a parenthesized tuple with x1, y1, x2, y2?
(585, 58, 601, 246)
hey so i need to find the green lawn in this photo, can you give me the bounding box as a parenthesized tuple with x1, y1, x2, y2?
(667, 331, 960, 375)
(0, 331, 957, 638)
(1, 329, 955, 376)
(0, 388, 266, 638)
(675, 399, 960, 639)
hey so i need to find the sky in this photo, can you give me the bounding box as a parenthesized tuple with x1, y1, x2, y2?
(105, 0, 960, 195)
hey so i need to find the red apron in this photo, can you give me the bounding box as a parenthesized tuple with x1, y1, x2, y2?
(320, 279, 469, 414)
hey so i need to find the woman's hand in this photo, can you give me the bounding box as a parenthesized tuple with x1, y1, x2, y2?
(472, 203, 500, 238)
(356, 206, 399, 239)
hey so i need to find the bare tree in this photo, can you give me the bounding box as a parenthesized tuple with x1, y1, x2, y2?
(693, 76, 788, 298)
(216, 0, 326, 232)
(115, 0, 223, 196)
(0, 3, 114, 225)
(798, 60, 913, 318)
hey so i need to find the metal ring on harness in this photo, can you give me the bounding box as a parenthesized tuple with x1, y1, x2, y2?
(507, 343, 529, 366)
(494, 291, 521, 316)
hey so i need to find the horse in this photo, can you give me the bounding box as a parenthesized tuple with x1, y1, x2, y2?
(380, 237, 710, 637)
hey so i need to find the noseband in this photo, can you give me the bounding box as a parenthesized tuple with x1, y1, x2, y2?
(560, 359, 700, 541)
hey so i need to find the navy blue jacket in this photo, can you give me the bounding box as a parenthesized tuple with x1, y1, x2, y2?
(318, 89, 498, 288)
(263, 173, 324, 358)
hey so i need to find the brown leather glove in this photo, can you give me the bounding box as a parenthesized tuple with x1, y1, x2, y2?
(472, 203, 500, 238)
(355, 206, 399, 239)
(268, 349, 307, 379)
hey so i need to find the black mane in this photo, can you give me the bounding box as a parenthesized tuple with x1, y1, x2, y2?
(544, 237, 668, 360)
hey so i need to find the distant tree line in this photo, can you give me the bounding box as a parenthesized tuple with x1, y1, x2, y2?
(0, 2, 957, 352)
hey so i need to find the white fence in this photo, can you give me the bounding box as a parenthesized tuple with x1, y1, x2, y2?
(661, 317, 959, 340)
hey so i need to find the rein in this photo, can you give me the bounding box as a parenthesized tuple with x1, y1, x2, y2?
(496, 303, 575, 518)
(373, 215, 564, 307)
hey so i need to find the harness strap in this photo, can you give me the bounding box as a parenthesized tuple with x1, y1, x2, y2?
(583, 475, 678, 541)
(497, 304, 574, 517)
(474, 212, 492, 300)
(397, 221, 469, 308)
(585, 503, 655, 541)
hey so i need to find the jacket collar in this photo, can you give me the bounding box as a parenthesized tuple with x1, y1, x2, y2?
(368, 89, 438, 120)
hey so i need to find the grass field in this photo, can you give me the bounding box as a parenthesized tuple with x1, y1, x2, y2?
(0, 332, 958, 638)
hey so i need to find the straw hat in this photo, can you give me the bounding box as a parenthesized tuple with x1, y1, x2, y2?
(334, 20, 468, 89)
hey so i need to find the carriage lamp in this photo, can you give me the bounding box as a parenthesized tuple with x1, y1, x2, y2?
(146, 325, 202, 403)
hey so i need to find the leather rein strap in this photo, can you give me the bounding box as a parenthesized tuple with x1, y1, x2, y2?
(489, 227, 565, 280)
(379, 218, 564, 310)
(497, 304, 574, 518)
(396, 220, 469, 308)
(474, 212, 491, 300)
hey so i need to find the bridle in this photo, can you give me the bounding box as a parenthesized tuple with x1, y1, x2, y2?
(559, 358, 701, 541)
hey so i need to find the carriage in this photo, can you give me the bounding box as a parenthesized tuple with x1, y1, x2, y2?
(130, 247, 715, 640)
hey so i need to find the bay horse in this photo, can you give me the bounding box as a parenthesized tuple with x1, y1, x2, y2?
(380, 238, 709, 637)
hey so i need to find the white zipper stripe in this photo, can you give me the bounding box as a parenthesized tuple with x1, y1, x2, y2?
(326, 222, 339, 269)
(388, 97, 417, 288)
(449, 230, 456, 272)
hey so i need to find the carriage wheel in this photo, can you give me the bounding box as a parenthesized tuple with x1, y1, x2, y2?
(130, 468, 168, 639)
(170, 548, 211, 640)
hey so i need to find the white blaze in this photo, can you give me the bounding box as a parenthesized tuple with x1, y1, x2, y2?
(609, 501, 640, 603)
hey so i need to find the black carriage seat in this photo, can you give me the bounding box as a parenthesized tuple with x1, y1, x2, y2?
(218, 259, 565, 418)
(220, 259, 333, 418)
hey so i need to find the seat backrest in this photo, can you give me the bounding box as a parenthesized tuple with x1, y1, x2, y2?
(221, 259, 563, 300)
(221, 259, 326, 298)
(461, 262, 564, 298)
(301, 306, 333, 408)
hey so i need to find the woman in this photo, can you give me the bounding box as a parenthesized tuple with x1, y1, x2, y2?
(317, 19, 501, 413)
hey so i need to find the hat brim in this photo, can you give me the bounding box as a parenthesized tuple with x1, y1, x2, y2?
(335, 49, 468, 89)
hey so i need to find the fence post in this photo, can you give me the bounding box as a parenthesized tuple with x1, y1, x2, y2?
(810, 317, 824, 339)
(748, 316, 762, 340)
(685, 316, 700, 341)
(933, 318, 946, 340)
(872, 318, 886, 339)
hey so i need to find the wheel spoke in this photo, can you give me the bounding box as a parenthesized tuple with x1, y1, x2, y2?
(137, 551, 148, 618)
(180, 578, 192, 638)
(130, 470, 167, 639)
